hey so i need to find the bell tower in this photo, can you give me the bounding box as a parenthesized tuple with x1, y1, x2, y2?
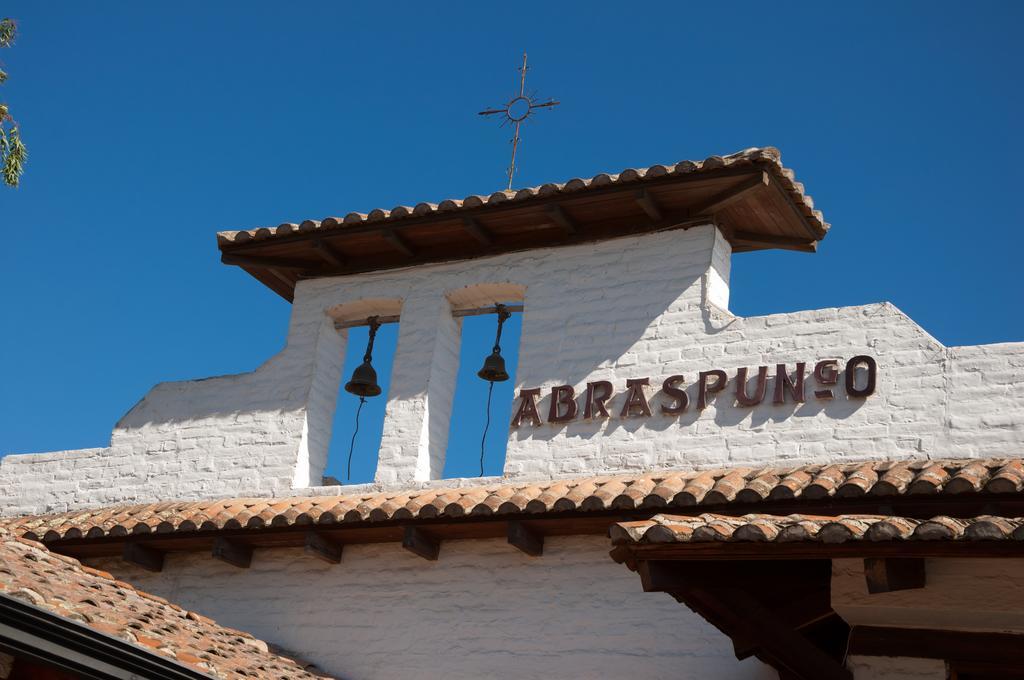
(215, 147, 825, 487)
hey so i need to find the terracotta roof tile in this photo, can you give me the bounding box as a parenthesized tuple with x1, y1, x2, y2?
(609, 512, 1024, 545)
(0, 528, 328, 679)
(4, 458, 1022, 544)
(216, 147, 828, 246)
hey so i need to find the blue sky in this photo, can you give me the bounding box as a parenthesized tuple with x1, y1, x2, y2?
(2, 2, 1022, 481)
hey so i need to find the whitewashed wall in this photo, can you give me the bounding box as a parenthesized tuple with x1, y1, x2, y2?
(2, 224, 1023, 515)
(86, 535, 775, 680)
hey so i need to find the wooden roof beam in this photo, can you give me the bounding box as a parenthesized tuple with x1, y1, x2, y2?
(211, 537, 252, 569)
(382, 229, 415, 257)
(311, 239, 346, 268)
(849, 627, 1024, 667)
(731, 229, 817, 253)
(545, 205, 576, 234)
(639, 560, 850, 680)
(689, 171, 770, 216)
(864, 557, 925, 594)
(402, 526, 439, 561)
(122, 541, 164, 573)
(265, 268, 297, 289)
(635, 189, 663, 221)
(462, 217, 493, 246)
(507, 521, 543, 557)
(304, 531, 342, 564)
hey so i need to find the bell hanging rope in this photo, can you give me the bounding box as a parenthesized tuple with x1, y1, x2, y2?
(345, 316, 382, 481)
(477, 304, 512, 476)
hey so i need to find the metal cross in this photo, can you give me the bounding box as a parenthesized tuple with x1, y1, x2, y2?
(478, 53, 560, 190)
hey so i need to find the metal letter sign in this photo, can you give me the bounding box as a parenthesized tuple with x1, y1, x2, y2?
(511, 356, 877, 427)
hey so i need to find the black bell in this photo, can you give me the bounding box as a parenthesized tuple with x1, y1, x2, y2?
(477, 304, 512, 383)
(477, 350, 509, 382)
(345, 360, 381, 397)
(344, 316, 383, 398)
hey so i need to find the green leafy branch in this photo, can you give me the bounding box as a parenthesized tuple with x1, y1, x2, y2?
(1, 17, 27, 188)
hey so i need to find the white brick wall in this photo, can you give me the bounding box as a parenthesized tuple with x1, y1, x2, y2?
(86, 536, 776, 680)
(2, 223, 1022, 515)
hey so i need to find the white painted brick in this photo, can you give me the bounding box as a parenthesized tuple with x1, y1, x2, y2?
(3, 224, 1023, 515)
(86, 536, 775, 680)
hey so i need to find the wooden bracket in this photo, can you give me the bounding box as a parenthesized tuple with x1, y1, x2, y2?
(507, 521, 543, 557)
(545, 205, 576, 234)
(402, 526, 440, 561)
(462, 218, 493, 246)
(864, 558, 925, 594)
(122, 542, 164, 573)
(635, 189, 663, 221)
(211, 537, 252, 569)
(304, 531, 342, 564)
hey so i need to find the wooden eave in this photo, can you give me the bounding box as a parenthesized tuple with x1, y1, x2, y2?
(34, 491, 1024, 563)
(218, 163, 825, 302)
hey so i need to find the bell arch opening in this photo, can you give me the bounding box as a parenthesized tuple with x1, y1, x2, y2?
(324, 298, 402, 485)
(441, 284, 526, 479)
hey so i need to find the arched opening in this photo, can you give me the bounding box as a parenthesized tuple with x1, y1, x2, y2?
(442, 284, 525, 479)
(324, 299, 402, 485)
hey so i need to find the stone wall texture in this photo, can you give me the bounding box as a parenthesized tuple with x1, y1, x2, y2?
(2, 224, 1022, 515)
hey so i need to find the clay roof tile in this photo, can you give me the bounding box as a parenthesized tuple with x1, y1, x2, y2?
(6, 458, 1023, 546)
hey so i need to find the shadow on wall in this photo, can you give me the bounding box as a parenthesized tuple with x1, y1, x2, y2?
(111, 308, 347, 433)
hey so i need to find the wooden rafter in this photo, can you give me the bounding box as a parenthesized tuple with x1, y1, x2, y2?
(634, 189, 663, 221)
(311, 239, 346, 268)
(304, 531, 342, 564)
(461, 217, 493, 246)
(122, 541, 164, 573)
(381, 229, 415, 257)
(863, 558, 925, 594)
(638, 559, 850, 680)
(507, 521, 543, 557)
(545, 204, 576, 234)
(224, 164, 761, 253)
(688, 171, 769, 216)
(402, 526, 439, 561)
(211, 537, 252, 569)
(216, 164, 830, 302)
(731, 230, 816, 253)
(849, 626, 1024, 668)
